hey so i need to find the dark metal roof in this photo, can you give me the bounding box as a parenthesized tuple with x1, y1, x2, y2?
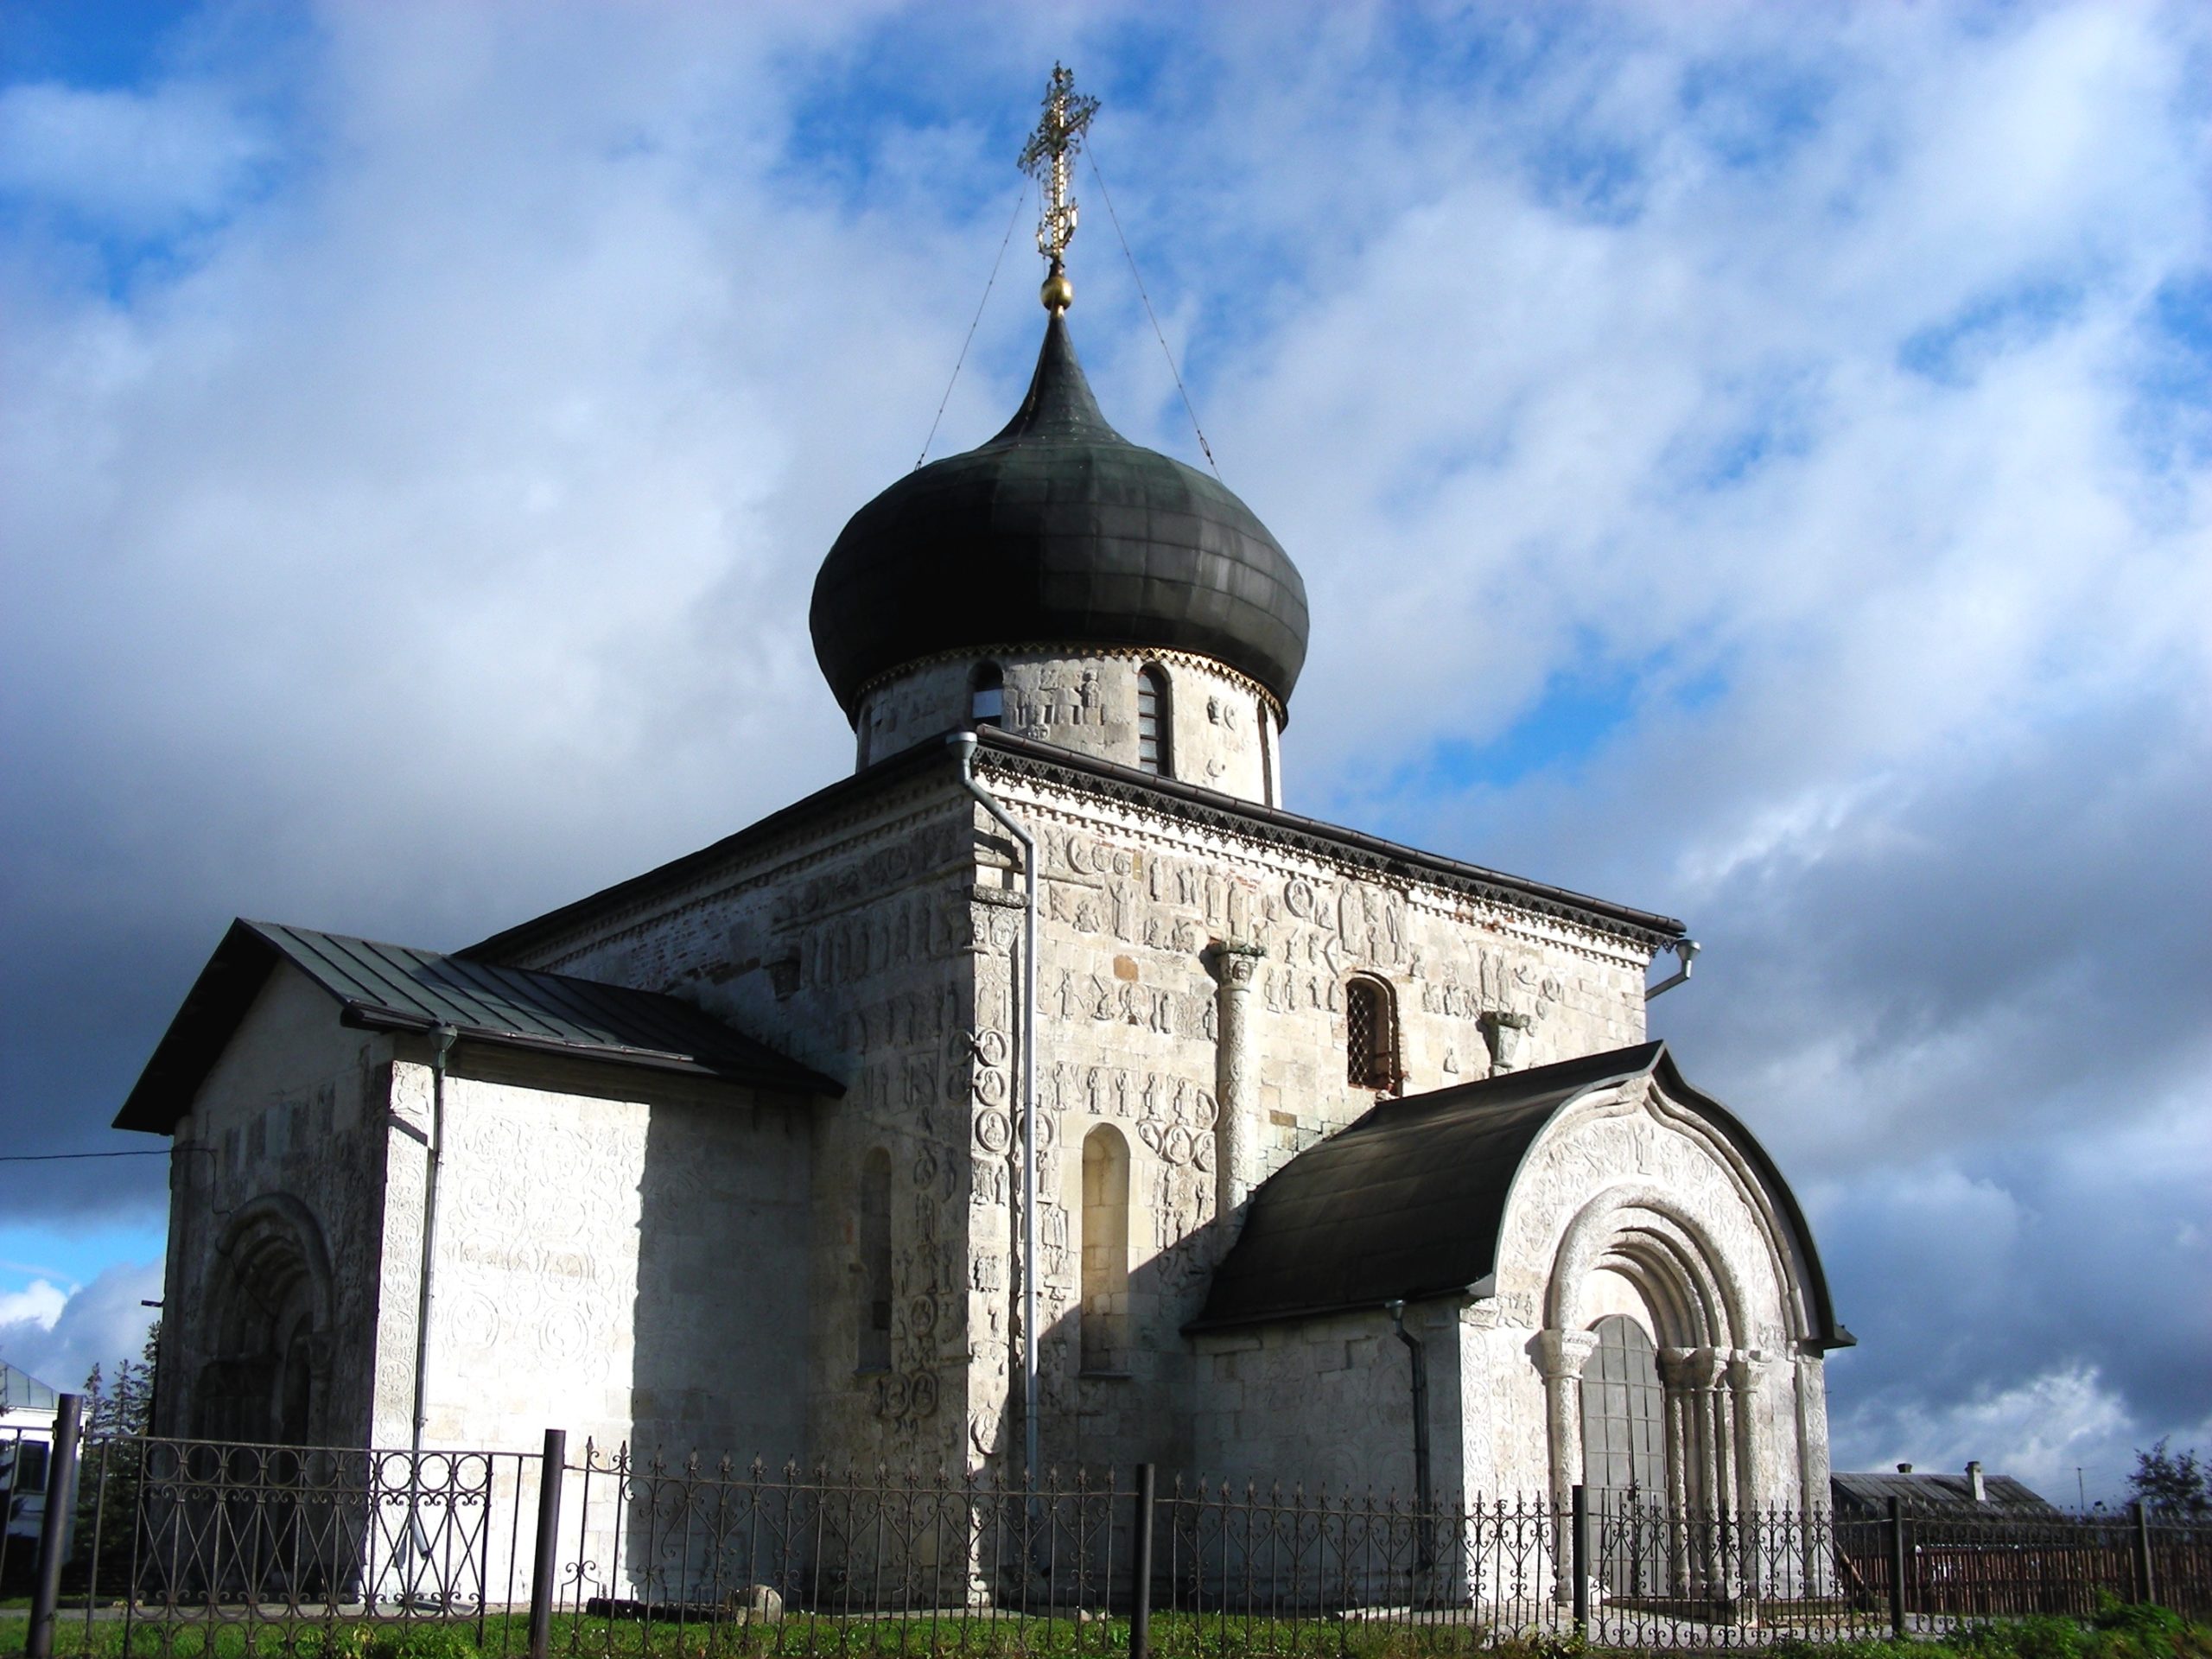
(810, 315, 1310, 721)
(1832, 1471, 2063, 1519)
(467, 725, 1683, 965)
(114, 919, 839, 1135)
(1192, 1041, 1848, 1349)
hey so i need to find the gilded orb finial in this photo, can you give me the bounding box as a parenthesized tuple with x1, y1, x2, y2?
(1019, 63, 1097, 310)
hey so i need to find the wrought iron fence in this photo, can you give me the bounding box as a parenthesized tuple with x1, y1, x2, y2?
(9, 1406, 2209, 1659)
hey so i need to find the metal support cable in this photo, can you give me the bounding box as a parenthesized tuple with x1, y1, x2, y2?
(916, 183, 1031, 468)
(1085, 145, 1220, 479)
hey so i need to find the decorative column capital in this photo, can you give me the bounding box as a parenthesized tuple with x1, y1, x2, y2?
(1662, 1345, 1731, 1390)
(1207, 940, 1266, 988)
(1535, 1327, 1600, 1382)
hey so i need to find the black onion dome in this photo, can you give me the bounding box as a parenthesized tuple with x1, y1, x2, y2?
(810, 315, 1309, 722)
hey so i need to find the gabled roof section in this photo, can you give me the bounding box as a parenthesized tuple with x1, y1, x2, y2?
(115, 919, 840, 1135)
(467, 726, 1682, 966)
(1832, 1471, 2062, 1520)
(1191, 1041, 1847, 1348)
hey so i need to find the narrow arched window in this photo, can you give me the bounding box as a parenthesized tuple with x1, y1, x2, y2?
(1346, 976, 1398, 1090)
(970, 662, 1004, 728)
(857, 1148, 893, 1373)
(1136, 665, 1171, 777)
(1080, 1125, 1131, 1374)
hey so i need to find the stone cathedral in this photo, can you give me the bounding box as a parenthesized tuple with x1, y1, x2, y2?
(118, 73, 1849, 1529)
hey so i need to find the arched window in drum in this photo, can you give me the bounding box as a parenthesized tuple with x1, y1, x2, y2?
(1136, 665, 1172, 777)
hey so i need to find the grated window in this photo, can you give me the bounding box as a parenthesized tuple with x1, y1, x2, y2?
(1346, 977, 1395, 1089)
(1136, 666, 1171, 776)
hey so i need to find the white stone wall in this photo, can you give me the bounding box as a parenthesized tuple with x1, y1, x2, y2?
(1190, 1303, 1461, 1496)
(496, 774, 991, 1476)
(163, 967, 396, 1446)
(855, 649, 1282, 806)
(483, 746, 1703, 1497)
(376, 1052, 812, 1461)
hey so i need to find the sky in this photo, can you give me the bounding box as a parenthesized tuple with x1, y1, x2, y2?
(1, 0, 2206, 1503)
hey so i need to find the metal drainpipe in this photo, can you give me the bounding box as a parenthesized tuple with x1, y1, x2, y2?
(950, 732, 1039, 1481)
(1644, 938, 1700, 1001)
(1388, 1300, 1435, 1570)
(410, 1025, 457, 1455)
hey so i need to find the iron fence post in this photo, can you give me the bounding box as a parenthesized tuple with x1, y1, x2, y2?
(530, 1429, 567, 1659)
(27, 1393, 83, 1659)
(1570, 1484, 1589, 1631)
(2132, 1501, 2156, 1606)
(1129, 1463, 1154, 1659)
(1887, 1497, 1908, 1637)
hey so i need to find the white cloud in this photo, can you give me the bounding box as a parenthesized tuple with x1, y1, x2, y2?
(0, 1263, 160, 1395)
(0, 1279, 68, 1332)
(1833, 1363, 2209, 1509)
(0, 79, 270, 230)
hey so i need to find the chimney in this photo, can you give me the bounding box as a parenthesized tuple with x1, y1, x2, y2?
(1967, 1461, 1986, 1502)
(1897, 1463, 1914, 1474)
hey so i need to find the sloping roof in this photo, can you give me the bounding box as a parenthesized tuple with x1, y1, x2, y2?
(0, 1360, 60, 1414)
(1192, 1041, 1848, 1348)
(1832, 1471, 2062, 1519)
(115, 919, 840, 1134)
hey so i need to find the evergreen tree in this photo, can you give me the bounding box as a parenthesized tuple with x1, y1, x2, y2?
(70, 1322, 160, 1592)
(2130, 1439, 2209, 1516)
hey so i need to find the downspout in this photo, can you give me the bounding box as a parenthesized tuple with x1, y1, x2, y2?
(1388, 1300, 1435, 1570)
(1644, 938, 1700, 1001)
(950, 733, 1039, 1480)
(410, 1025, 457, 1454)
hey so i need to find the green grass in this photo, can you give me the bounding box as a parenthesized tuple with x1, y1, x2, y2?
(0, 1605, 2201, 1659)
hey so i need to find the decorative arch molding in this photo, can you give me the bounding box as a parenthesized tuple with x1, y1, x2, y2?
(200, 1192, 334, 1445)
(1545, 1181, 1751, 1353)
(1512, 1071, 1839, 1534)
(1500, 1066, 1839, 1357)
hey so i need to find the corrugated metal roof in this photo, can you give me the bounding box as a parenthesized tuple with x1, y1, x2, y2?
(1192, 1042, 1848, 1348)
(115, 919, 839, 1134)
(1833, 1471, 2062, 1518)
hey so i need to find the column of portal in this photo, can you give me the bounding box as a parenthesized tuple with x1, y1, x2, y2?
(1536, 1328, 1601, 1603)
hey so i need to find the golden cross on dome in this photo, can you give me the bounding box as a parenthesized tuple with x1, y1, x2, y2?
(1018, 63, 1097, 312)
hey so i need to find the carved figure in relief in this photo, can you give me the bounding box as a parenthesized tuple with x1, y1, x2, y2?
(1078, 667, 1102, 721)
(1073, 896, 1100, 932)
(971, 1160, 1008, 1206)
(1109, 876, 1138, 941)
(1113, 1070, 1131, 1117)
(1086, 1067, 1107, 1116)
(974, 1109, 1014, 1155)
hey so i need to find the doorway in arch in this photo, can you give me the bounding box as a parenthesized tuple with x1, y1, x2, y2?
(1580, 1314, 1669, 1596)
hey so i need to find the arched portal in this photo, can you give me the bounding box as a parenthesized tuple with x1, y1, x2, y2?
(1540, 1184, 1768, 1533)
(197, 1194, 333, 1446)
